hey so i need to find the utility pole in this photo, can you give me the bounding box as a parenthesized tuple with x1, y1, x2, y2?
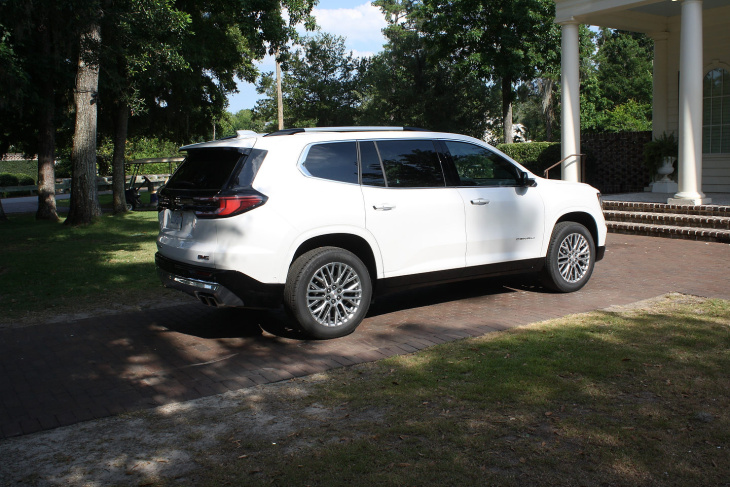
(276, 52, 284, 130)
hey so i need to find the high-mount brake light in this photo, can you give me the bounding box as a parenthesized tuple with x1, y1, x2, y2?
(194, 195, 266, 219)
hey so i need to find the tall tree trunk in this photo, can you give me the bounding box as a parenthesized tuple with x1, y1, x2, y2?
(35, 10, 58, 222)
(65, 20, 102, 226)
(0, 199, 7, 222)
(112, 103, 129, 214)
(502, 76, 513, 144)
(541, 78, 555, 142)
(36, 89, 59, 221)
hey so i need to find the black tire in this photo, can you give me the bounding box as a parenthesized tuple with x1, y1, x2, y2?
(284, 247, 372, 339)
(541, 221, 595, 293)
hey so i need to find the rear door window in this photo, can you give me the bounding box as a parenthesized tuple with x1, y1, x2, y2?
(376, 139, 446, 188)
(300, 142, 358, 184)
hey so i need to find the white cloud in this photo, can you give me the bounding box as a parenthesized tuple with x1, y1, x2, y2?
(309, 2, 387, 53)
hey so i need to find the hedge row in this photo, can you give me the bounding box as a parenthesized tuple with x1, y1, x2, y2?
(0, 161, 37, 182)
(496, 142, 562, 177)
(0, 173, 35, 187)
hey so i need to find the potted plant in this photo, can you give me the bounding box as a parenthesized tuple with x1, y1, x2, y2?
(643, 132, 678, 182)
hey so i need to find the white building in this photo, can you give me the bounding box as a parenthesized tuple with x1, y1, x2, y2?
(555, 0, 730, 203)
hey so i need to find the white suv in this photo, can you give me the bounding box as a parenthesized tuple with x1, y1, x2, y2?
(156, 127, 607, 339)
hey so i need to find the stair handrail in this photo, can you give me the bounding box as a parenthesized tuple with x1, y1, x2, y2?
(544, 153, 586, 182)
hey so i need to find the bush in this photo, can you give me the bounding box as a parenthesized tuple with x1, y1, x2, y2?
(497, 142, 562, 176)
(0, 160, 37, 181)
(0, 173, 20, 187)
(17, 175, 35, 186)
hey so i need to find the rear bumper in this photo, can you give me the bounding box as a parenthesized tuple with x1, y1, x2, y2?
(155, 253, 284, 309)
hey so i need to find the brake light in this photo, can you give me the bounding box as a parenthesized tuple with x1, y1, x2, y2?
(194, 195, 267, 219)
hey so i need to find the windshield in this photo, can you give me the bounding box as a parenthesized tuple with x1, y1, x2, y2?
(165, 149, 245, 190)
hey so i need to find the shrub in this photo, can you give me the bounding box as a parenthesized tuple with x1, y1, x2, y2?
(497, 142, 562, 176)
(17, 175, 35, 186)
(0, 173, 20, 187)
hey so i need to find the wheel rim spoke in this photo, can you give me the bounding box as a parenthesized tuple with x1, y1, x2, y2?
(307, 261, 362, 327)
(557, 233, 591, 284)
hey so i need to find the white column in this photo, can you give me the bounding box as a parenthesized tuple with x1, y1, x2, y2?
(560, 21, 581, 182)
(650, 32, 669, 138)
(670, 0, 711, 205)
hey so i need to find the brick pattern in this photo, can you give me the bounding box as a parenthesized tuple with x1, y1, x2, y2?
(1, 233, 730, 439)
(603, 201, 730, 242)
(583, 132, 653, 194)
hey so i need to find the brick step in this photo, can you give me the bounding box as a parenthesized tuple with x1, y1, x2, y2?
(603, 210, 730, 230)
(602, 200, 730, 217)
(606, 221, 730, 243)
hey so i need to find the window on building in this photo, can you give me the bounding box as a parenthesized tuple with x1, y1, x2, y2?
(703, 67, 730, 153)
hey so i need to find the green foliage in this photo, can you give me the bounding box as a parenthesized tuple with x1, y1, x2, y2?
(357, 0, 493, 138)
(225, 109, 265, 135)
(17, 174, 34, 185)
(0, 160, 37, 181)
(0, 173, 19, 187)
(420, 0, 560, 141)
(496, 142, 561, 175)
(643, 132, 678, 174)
(255, 33, 363, 131)
(581, 29, 654, 133)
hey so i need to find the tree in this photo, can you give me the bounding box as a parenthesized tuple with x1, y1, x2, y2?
(99, 0, 190, 214)
(359, 0, 493, 138)
(65, 14, 103, 225)
(255, 33, 364, 130)
(0, 0, 77, 222)
(580, 28, 653, 133)
(421, 0, 560, 143)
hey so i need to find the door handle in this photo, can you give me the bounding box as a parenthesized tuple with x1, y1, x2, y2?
(470, 198, 490, 205)
(373, 204, 396, 211)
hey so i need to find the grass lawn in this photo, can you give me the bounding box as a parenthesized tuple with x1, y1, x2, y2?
(0, 210, 180, 325)
(184, 295, 729, 486)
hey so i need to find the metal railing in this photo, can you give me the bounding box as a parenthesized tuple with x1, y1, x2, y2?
(543, 153, 586, 182)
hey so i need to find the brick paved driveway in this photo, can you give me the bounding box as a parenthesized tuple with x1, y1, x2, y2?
(1, 233, 729, 439)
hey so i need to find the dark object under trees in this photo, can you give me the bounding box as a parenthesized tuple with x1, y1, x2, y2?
(65, 19, 102, 225)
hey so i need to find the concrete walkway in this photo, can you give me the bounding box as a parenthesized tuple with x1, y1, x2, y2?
(1, 232, 729, 439)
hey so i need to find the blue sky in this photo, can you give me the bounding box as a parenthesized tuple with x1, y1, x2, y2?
(226, 1, 388, 113)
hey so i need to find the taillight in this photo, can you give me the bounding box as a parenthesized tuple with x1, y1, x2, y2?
(193, 194, 267, 219)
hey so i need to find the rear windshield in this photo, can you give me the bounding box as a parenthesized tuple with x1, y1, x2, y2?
(165, 149, 244, 190)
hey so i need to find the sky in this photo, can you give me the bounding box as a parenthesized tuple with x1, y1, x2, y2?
(226, 1, 388, 113)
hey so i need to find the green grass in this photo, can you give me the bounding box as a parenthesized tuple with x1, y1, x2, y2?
(184, 296, 730, 487)
(0, 210, 175, 323)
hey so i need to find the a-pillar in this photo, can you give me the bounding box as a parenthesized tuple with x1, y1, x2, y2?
(560, 21, 581, 182)
(669, 0, 711, 205)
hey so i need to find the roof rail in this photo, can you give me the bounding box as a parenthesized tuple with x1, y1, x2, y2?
(264, 126, 430, 137)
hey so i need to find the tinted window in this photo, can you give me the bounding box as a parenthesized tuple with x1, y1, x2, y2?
(445, 141, 520, 187)
(166, 149, 243, 190)
(377, 140, 445, 188)
(359, 141, 385, 187)
(301, 142, 358, 184)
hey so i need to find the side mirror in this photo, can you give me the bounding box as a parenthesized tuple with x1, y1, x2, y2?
(518, 171, 537, 187)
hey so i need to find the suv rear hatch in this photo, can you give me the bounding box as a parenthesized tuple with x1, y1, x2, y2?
(157, 146, 267, 267)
